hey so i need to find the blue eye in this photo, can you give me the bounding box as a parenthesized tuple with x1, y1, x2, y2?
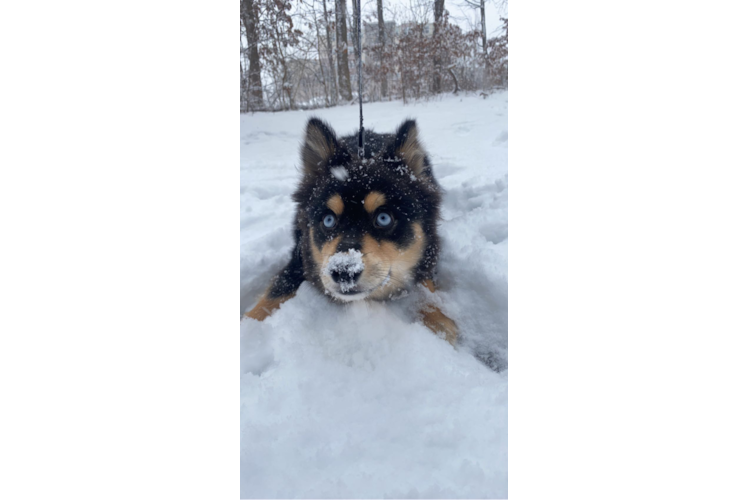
(323, 214, 336, 228)
(375, 212, 393, 228)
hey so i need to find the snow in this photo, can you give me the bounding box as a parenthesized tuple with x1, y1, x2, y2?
(330, 166, 349, 181)
(241, 91, 508, 498)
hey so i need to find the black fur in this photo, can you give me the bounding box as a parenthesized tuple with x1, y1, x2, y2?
(266, 117, 443, 302)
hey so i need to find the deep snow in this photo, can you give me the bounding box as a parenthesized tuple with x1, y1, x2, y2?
(241, 92, 508, 498)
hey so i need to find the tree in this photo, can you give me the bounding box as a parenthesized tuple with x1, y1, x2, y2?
(241, 0, 264, 109)
(463, 0, 486, 74)
(322, 0, 339, 103)
(259, 0, 302, 109)
(335, 0, 352, 100)
(352, 0, 362, 99)
(376, 0, 387, 99)
(240, 61, 246, 111)
(431, 0, 445, 94)
(461, 0, 508, 87)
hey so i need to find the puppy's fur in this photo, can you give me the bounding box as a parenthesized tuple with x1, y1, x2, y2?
(245, 118, 457, 345)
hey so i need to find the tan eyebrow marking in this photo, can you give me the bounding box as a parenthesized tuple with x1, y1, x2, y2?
(326, 194, 344, 215)
(363, 191, 386, 213)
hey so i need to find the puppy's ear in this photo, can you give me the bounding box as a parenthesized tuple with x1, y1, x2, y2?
(385, 119, 426, 177)
(301, 118, 339, 175)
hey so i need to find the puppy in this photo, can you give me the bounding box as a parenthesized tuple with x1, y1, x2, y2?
(245, 118, 457, 345)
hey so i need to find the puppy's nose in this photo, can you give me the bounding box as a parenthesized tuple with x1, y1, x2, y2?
(329, 268, 362, 284)
(326, 249, 364, 286)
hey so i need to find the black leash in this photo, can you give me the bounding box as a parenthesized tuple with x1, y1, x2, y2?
(355, 0, 364, 158)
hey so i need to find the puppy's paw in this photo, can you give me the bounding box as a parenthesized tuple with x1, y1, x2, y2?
(244, 295, 292, 322)
(245, 304, 274, 322)
(421, 306, 459, 347)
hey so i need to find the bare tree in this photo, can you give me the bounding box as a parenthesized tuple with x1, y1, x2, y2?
(462, 0, 509, 85)
(335, 0, 352, 100)
(322, 0, 339, 103)
(241, 23, 248, 112)
(241, 0, 264, 109)
(431, 0, 445, 93)
(377, 0, 387, 99)
(352, 0, 362, 99)
(463, 0, 486, 74)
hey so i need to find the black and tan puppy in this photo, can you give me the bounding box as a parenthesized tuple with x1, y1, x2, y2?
(245, 118, 458, 345)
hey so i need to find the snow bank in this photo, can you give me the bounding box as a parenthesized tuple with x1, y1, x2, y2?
(241, 92, 508, 498)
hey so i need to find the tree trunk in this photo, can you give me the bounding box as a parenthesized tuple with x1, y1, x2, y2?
(447, 66, 459, 94)
(335, 0, 352, 101)
(377, 0, 387, 99)
(239, 19, 247, 111)
(352, 0, 361, 100)
(480, 0, 487, 79)
(311, 0, 330, 105)
(322, 0, 338, 104)
(240, 62, 246, 112)
(432, 0, 445, 94)
(241, 0, 263, 109)
(274, 23, 293, 110)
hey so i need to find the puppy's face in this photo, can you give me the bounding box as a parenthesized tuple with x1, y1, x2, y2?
(309, 190, 426, 302)
(295, 118, 436, 302)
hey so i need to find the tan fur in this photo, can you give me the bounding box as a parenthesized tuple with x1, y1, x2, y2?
(313, 221, 426, 301)
(309, 228, 343, 271)
(326, 194, 344, 215)
(397, 126, 425, 176)
(422, 279, 437, 293)
(363, 191, 386, 213)
(419, 280, 458, 346)
(307, 126, 335, 162)
(245, 294, 294, 321)
(421, 306, 458, 346)
(363, 223, 426, 300)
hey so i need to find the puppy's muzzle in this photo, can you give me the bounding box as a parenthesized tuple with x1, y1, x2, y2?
(329, 267, 362, 287)
(324, 249, 365, 295)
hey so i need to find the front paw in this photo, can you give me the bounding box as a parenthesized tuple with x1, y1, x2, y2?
(244, 294, 292, 322)
(245, 303, 274, 321)
(420, 306, 459, 347)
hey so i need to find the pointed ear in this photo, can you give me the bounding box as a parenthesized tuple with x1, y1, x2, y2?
(301, 118, 339, 175)
(386, 119, 426, 176)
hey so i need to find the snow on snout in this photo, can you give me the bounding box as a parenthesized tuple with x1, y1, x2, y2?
(324, 249, 364, 291)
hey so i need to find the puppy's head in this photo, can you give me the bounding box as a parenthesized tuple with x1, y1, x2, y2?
(294, 118, 439, 302)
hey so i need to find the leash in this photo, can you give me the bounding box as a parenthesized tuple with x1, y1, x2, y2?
(355, 0, 364, 158)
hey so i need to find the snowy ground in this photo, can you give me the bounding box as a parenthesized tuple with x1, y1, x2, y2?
(240, 92, 508, 498)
